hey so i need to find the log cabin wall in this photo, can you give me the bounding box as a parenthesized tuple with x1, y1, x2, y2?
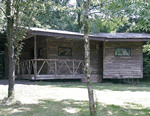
(36, 36, 47, 59)
(20, 36, 47, 60)
(20, 38, 34, 60)
(47, 38, 84, 59)
(90, 41, 103, 82)
(47, 38, 84, 75)
(20, 36, 48, 74)
(36, 36, 47, 74)
(47, 38, 103, 82)
(103, 41, 143, 79)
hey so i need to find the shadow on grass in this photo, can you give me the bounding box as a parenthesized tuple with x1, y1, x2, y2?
(1, 79, 150, 92)
(0, 79, 38, 85)
(0, 98, 150, 116)
(36, 80, 150, 92)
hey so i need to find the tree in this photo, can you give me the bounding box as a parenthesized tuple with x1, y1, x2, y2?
(83, 0, 95, 115)
(1, 0, 43, 98)
(6, 0, 15, 98)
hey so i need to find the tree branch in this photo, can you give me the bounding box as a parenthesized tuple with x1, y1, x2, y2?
(0, 7, 6, 16)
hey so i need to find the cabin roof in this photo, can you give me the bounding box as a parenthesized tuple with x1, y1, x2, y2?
(28, 27, 150, 41)
(92, 33, 150, 39)
(30, 27, 150, 38)
(1, 27, 150, 41)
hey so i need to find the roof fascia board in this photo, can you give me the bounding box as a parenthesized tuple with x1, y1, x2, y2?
(104, 39, 150, 41)
(29, 30, 150, 41)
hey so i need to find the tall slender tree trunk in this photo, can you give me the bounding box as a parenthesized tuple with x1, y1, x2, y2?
(83, 0, 95, 116)
(6, 0, 15, 98)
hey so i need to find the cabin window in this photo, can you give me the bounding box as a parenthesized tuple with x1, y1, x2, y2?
(30, 48, 34, 59)
(115, 48, 131, 56)
(58, 47, 72, 56)
(38, 48, 43, 58)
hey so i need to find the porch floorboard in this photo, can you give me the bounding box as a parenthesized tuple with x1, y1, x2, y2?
(17, 74, 85, 80)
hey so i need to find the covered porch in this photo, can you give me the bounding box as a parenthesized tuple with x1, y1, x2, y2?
(16, 29, 103, 82)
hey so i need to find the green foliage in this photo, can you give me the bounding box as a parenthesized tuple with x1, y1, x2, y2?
(143, 42, 150, 80)
(90, 0, 150, 33)
(0, 0, 47, 64)
(33, 0, 82, 32)
(143, 42, 150, 54)
(143, 55, 150, 80)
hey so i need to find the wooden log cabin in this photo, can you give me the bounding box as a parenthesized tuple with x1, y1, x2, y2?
(1, 28, 150, 82)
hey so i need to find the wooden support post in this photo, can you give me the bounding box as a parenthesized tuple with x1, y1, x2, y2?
(55, 60, 57, 78)
(103, 41, 105, 78)
(47, 38, 48, 58)
(34, 35, 37, 80)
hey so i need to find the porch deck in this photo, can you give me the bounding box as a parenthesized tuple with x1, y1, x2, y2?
(17, 59, 85, 80)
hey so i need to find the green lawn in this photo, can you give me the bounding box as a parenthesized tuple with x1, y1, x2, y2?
(0, 80, 150, 116)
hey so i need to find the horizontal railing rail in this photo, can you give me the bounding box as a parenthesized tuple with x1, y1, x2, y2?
(19, 59, 85, 78)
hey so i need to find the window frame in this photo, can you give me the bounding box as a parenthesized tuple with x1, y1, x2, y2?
(115, 48, 131, 56)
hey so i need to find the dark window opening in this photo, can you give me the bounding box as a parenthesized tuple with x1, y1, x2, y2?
(30, 48, 34, 59)
(58, 47, 72, 56)
(115, 48, 131, 56)
(38, 48, 43, 58)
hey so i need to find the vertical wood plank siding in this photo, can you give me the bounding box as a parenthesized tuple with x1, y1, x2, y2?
(47, 38, 103, 78)
(103, 41, 143, 79)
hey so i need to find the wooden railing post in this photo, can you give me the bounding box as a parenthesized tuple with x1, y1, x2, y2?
(82, 61, 85, 74)
(28, 61, 31, 78)
(22, 62, 25, 75)
(55, 60, 57, 77)
(19, 59, 85, 79)
(73, 61, 74, 76)
(17, 59, 20, 76)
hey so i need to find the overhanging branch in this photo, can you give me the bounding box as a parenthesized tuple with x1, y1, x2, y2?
(0, 7, 6, 16)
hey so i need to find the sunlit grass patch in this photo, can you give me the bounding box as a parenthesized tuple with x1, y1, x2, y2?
(1, 80, 150, 116)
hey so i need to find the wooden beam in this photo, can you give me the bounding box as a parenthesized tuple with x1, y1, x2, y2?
(47, 38, 48, 58)
(34, 35, 37, 80)
(103, 41, 105, 77)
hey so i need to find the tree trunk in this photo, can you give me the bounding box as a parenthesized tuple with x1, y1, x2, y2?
(6, 0, 15, 98)
(83, 0, 96, 116)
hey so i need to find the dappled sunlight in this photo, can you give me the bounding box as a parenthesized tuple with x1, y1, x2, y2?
(13, 84, 89, 104)
(0, 85, 8, 100)
(63, 107, 80, 113)
(11, 107, 31, 114)
(95, 89, 150, 108)
(1, 81, 150, 115)
(1, 82, 150, 108)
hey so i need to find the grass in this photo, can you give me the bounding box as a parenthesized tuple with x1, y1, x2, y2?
(0, 80, 150, 116)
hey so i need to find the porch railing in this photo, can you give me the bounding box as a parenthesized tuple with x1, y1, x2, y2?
(19, 59, 85, 78)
